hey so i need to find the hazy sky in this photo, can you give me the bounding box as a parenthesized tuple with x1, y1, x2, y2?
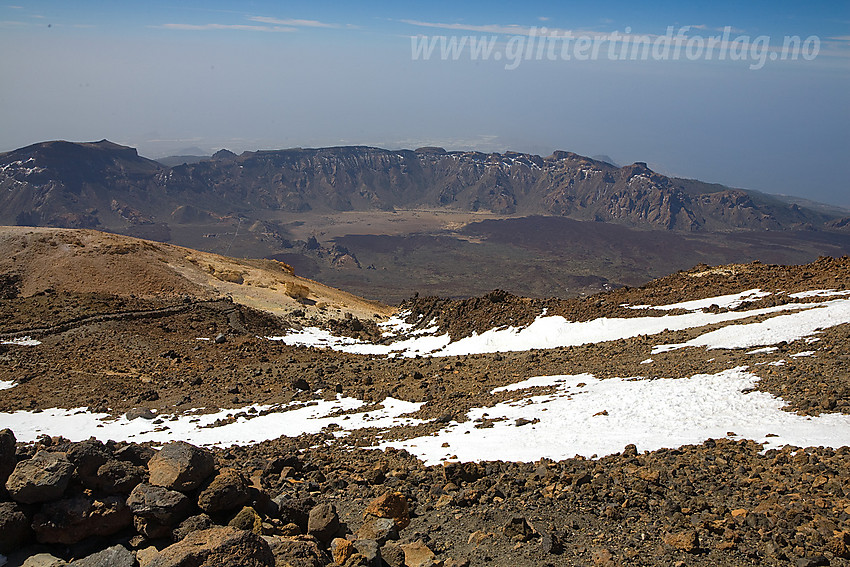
(1, 1, 849, 206)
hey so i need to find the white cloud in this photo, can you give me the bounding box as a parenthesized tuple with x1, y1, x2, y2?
(159, 22, 296, 32)
(401, 18, 615, 38)
(248, 16, 341, 29)
(158, 14, 348, 33)
(402, 19, 543, 36)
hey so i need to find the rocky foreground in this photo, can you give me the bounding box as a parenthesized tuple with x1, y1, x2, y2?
(2, 237, 850, 565)
(1, 428, 850, 567)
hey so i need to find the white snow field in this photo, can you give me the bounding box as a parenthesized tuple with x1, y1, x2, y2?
(652, 298, 850, 353)
(1, 396, 423, 446)
(380, 368, 850, 465)
(638, 288, 771, 311)
(2, 289, 850, 462)
(270, 294, 850, 358)
(0, 336, 41, 346)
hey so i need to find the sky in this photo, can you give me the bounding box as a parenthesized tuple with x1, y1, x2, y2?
(1, 1, 849, 206)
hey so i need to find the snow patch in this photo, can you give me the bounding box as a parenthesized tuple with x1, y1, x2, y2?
(431, 301, 814, 358)
(0, 396, 425, 447)
(381, 368, 850, 465)
(0, 380, 16, 391)
(746, 347, 779, 354)
(653, 298, 850, 354)
(492, 374, 591, 394)
(379, 311, 417, 337)
(789, 289, 850, 299)
(271, 297, 835, 358)
(1, 337, 41, 346)
(648, 289, 770, 312)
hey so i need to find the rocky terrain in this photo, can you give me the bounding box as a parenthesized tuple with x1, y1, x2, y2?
(2, 430, 850, 567)
(1, 228, 850, 565)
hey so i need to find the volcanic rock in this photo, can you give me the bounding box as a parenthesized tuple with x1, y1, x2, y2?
(95, 459, 144, 494)
(172, 513, 213, 542)
(6, 451, 74, 504)
(363, 491, 410, 530)
(307, 502, 340, 543)
(126, 483, 192, 525)
(146, 526, 274, 567)
(68, 545, 135, 567)
(31, 494, 132, 544)
(0, 428, 16, 490)
(197, 468, 250, 514)
(400, 540, 440, 567)
(263, 535, 331, 567)
(0, 500, 31, 553)
(147, 441, 214, 492)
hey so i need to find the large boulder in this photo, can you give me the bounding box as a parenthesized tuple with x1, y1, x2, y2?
(229, 506, 263, 534)
(146, 526, 274, 567)
(0, 428, 16, 489)
(95, 460, 144, 494)
(147, 441, 214, 492)
(263, 535, 331, 567)
(66, 440, 110, 489)
(6, 451, 75, 504)
(272, 495, 315, 532)
(0, 500, 31, 553)
(32, 494, 132, 545)
(114, 443, 155, 467)
(197, 468, 250, 514)
(355, 517, 398, 545)
(127, 483, 192, 523)
(400, 541, 440, 567)
(172, 513, 213, 542)
(68, 545, 135, 567)
(307, 503, 340, 543)
(20, 553, 67, 567)
(364, 492, 410, 530)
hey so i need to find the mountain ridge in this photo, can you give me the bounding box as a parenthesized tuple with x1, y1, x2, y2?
(0, 139, 839, 233)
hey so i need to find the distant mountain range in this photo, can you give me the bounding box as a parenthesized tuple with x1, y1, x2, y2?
(0, 139, 846, 232)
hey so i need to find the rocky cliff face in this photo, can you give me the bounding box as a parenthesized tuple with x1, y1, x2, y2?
(0, 141, 831, 231)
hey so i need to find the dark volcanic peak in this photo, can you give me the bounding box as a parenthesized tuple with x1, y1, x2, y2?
(211, 148, 237, 160)
(0, 140, 164, 228)
(1, 139, 146, 165)
(0, 140, 838, 232)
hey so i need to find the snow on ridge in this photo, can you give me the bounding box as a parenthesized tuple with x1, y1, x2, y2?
(653, 298, 850, 354)
(1, 337, 41, 346)
(638, 288, 771, 312)
(425, 300, 821, 357)
(746, 347, 779, 354)
(789, 289, 850, 299)
(380, 367, 850, 465)
(0, 396, 425, 447)
(267, 328, 452, 357)
(491, 374, 592, 394)
(270, 294, 850, 358)
(379, 310, 417, 337)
